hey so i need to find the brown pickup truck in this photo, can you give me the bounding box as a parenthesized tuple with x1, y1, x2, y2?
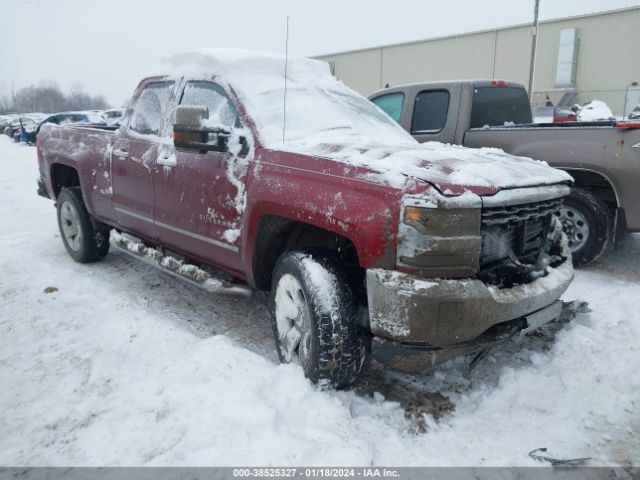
(370, 80, 640, 266)
(37, 50, 573, 388)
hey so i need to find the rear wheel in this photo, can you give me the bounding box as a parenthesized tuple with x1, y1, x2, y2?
(57, 187, 110, 263)
(269, 251, 365, 389)
(557, 188, 611, 266)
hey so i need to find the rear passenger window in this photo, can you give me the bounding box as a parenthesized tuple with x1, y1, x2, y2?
(371, 93, 404, 124)
(470, 86, 532, 128)
(130, 81, 174, 136)
(411, 90, 449, 134)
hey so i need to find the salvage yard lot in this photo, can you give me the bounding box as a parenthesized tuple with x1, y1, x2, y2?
(0, 135, 638, 466)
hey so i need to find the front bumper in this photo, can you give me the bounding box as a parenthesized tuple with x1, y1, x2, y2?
(371, 300, 564, 372)
(365, 257, 574, 368)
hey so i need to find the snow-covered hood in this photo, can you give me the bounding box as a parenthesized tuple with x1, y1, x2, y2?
(284, 139, 573, 194)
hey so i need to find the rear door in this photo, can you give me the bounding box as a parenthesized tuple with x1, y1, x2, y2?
(152, 79, 251, 273)
(371, 85, 461, 143)
(407, 86, 460, 144)
(111, 79, 176, 240)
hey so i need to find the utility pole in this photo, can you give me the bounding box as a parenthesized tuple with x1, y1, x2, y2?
(11, 82, 16, 113)
(283, 15, 290, 144)
(527, 0, 541, 99)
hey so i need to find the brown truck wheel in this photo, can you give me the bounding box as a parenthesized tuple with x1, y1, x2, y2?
(56, 187, 110, 263)
(557, 188, 611, 266)
(269, 250, 366, 389)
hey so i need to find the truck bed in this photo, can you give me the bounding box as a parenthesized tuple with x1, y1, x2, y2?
(463, 122, 640, 231)
(37, 123, 117, 224)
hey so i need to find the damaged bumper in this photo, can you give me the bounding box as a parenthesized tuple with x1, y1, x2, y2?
(366, 257, 573, 371)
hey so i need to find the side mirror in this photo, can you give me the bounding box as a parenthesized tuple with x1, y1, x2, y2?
(173, 105, 230, 153)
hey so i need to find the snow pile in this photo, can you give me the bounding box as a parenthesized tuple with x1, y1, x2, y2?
(2, 136, 639, 466)
(577, 100, 615, 122)
(534, 115, 554, 123)
(156, 49, 570, 192)
(157, 48, 412, 149)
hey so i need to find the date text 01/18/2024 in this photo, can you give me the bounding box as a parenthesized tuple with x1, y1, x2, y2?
(232, 468, 400, 478)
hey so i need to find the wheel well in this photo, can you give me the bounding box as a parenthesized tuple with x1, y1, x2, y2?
(51, 163, 80, 198)
(253, 216, 365, 300)
(565, 169, 618, 207)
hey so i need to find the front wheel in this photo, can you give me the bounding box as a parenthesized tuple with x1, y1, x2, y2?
(57, 187, 110, 263)
(269, 251, 365, 389)
(556, 188, 611, 266)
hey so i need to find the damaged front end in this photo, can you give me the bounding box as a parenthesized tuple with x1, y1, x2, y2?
(366, 185, 574, 372)
(477, 187, 568, 288)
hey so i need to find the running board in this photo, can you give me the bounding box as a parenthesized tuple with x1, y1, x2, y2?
(111, 231, 252, 297)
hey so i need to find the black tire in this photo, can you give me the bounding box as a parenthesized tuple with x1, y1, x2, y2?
(558, 188, 611, 267)
(56, 187, 110, 263)
(269, 251, 366, 389)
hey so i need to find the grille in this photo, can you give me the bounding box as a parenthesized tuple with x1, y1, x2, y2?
(480, 198, 562, 267)
(481, 198, 563, 225)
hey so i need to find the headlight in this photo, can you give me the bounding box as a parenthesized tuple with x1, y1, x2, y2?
(398, 193, 482, 278)
(403, 205, 432, 228)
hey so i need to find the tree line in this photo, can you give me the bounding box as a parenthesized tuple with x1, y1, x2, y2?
(0, 81, 110, 114)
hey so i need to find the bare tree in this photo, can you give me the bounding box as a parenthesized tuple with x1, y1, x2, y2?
(0, 81, 109, 114)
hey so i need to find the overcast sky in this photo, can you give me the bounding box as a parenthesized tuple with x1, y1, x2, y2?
(1, 0, 638, 106)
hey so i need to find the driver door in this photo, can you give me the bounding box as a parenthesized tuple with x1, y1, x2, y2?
(111, 80, 175, 241)
(153, 79, 250, 273)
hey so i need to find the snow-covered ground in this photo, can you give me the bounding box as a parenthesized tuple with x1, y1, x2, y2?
(0, 135, 638, 466)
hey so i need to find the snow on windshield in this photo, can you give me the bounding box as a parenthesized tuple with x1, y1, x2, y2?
(250, 84, 414, 148)
(156, 48, 415, 149)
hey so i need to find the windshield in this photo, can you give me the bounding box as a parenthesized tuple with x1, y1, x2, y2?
(244, 85, 416, 149)
(104, 110, 122, 119)
(20, 117, 37, 132)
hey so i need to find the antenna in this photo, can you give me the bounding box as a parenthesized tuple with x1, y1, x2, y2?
(283, 15, 290, 144)
(527, 0, 540, 97)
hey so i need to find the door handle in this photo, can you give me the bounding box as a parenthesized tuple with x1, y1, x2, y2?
(157, 154, 176, 167)
(113, 148, 128, 158)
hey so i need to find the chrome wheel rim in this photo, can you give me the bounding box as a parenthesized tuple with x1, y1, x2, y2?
(60, 201, 83, 252)
(556, 206, 589, 252)
(274, 274, 312, 367)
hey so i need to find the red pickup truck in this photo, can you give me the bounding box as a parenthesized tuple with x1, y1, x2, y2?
(37, 49, 574, 388)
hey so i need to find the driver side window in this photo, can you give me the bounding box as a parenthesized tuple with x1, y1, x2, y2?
(179, 81, 240, 130)
(130, 81, 174, 137)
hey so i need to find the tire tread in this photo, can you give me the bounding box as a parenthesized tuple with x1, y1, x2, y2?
(57, 187, 110, 263)
(270, 250, 365, 389)
(564, 188, 611, 266)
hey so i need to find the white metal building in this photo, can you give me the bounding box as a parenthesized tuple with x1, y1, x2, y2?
(315, 6, 640, 115)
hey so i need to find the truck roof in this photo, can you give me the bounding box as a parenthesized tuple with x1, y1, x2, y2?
(370, 79, 526, 98)
(150, 48, 413, 150)
(155, 48, 325, 83)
